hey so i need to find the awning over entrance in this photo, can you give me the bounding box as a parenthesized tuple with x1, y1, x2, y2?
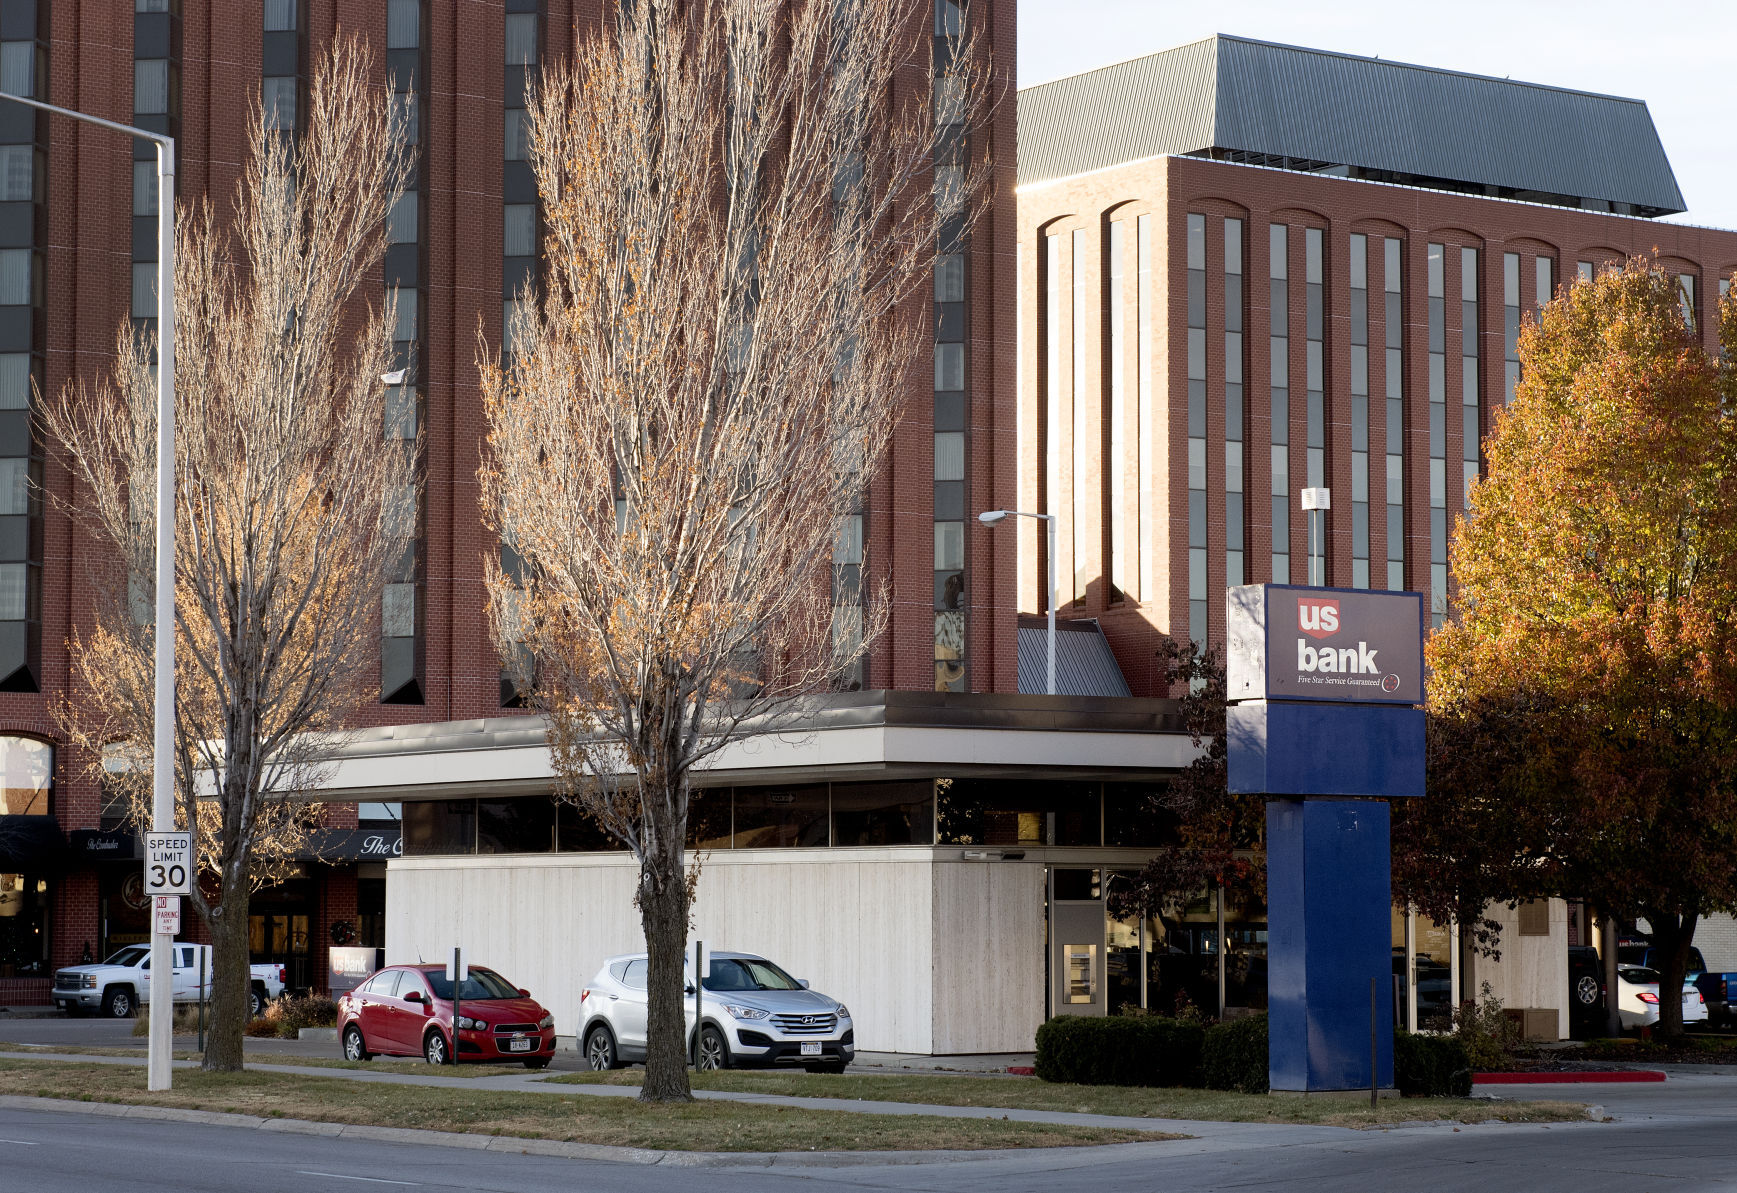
(0, 815, 67, 871)
(67, 829, 139, 863)
(306, 828, 402, 861)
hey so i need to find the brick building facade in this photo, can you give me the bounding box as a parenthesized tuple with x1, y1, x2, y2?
(1015, 34, 1737, 1035)
(0, 0, 1025, 1004)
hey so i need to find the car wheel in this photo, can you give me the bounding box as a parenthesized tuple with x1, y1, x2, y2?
(104, 988, 134, 1018)
(250, 986, 265, 1018)
(424, 1030, 450, 1066)
(584, 1025, 619, 1071)
(696, 1025, 730, 1072)
(1575, 975, 1601, 1008)
(522, 1057, 551, 1070)
(343, 1025, 372, 1062)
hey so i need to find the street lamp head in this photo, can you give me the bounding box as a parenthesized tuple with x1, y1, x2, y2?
(977, 509, 1009, 526)
(380, 368, 408, 386)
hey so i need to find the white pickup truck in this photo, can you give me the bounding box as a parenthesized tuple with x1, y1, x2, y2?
(52, 944, 287, 1019)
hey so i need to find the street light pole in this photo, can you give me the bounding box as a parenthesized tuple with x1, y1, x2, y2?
(977, 509, 1056, 696)
(0, 93, 176, 1092)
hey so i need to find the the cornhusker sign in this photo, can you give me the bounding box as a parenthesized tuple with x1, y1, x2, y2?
(1227, 584, 1424, 705)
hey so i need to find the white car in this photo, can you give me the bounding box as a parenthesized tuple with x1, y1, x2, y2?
(1615, 965, 1706, 1030)
(578, 950, 854, 1073)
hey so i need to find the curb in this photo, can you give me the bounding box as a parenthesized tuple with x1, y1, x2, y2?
(1473, 1071, 1666, 1084)
(0, 1095, 1180, 1168)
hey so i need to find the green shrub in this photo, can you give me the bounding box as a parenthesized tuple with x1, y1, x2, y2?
(1453, 982, 1521, 1072)
(1394, 1031, 1472, 1096)
(1034, 1015, 1205, 1087)
(265, 994, 339, 1037)
(1202, 1013, 1268, 1093)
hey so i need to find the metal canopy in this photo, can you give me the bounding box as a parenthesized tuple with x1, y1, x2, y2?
(1018, 34, 1686, 216)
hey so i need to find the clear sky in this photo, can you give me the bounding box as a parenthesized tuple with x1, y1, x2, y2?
(1017, 0, 1737, 229)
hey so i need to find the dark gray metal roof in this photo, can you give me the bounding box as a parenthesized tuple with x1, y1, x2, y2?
(1018, 618, 1133, 698)
(1018, 35, 1686, 216)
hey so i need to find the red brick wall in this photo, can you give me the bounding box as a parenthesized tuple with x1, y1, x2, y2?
(26, 1, 1021, 965)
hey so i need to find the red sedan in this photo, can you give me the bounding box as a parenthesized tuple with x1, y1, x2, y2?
(337, 963, 556, 1068)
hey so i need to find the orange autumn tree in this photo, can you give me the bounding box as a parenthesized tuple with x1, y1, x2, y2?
(1420, 260, 1737, 1036)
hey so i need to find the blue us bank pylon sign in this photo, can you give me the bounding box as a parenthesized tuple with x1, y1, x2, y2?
(1226, 584, 1425, 1094)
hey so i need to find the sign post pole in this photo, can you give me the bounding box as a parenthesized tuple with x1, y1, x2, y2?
(143, 830, 191, 1087)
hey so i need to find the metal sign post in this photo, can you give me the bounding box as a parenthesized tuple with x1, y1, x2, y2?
(692, 940, 707, 1067)
(446, 947, 466, 1066)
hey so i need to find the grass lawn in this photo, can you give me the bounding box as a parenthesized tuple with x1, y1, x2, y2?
(547, 1070, 1589, 1128)
(0, 1041, 535, 1077)
(0, 1058, 1163, 1152)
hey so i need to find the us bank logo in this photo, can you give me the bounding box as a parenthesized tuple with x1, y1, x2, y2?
(1296, 596, 1383, 677)
(1297, 597, 1340, 639)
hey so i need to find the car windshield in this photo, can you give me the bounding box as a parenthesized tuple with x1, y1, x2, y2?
(701, 958, 803, 992)
(103, 947, 148, 967)
(425, 968, 521, 1001)
(1620, 967, 1660, 984)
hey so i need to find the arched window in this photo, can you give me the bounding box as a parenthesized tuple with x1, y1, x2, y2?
(0, 735, 50, 816)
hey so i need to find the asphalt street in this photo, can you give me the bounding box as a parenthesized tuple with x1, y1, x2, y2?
(2, 1086, 1736, 1193)
(5, 1016, 1737, 1192)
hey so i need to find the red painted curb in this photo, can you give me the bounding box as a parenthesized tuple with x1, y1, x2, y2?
(1006, 1066, 1035, 1076)
(1473, 1070, 1665, 1084)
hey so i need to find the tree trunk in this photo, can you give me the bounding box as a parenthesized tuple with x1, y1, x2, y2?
(202, 879, 252, 1071)
(639, 852, 692, 1102)
(1647, 909, 1699, 1040)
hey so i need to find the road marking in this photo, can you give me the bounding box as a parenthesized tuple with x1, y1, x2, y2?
(295, 1173, 419, 1187)
(0, 1139, 40, 1146)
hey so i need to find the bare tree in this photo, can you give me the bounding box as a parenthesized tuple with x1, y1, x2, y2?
(481, 0, 988, 1101)
(44, 36, 412, 1071)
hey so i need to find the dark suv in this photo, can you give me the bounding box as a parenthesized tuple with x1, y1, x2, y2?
(1568, 946, 1605, 1036)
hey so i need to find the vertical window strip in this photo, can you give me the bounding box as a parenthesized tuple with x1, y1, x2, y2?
(1136, 215, 1153, 602)
(932, 1, 966, 690)
(1349, 233, 1368, 589)
(1224, 218, 1244, 590)
(1577, 260, 1594, 284)
(1044, 234, 1060, 609)
(0, 20, 39, 687)
(1427, 244, 1446, 626)
(1536, 256, 1554, 312)
(1303, 232, 1326, 604)
(1503, 252, 1520, 405)
(1678, 273, 1697, 332)
(1269, 223, 1289, 585)
(1460, 247, 1479, 514)
(1071, 227, 1087, 604)
(1186, 213, 1206, 644)
(383, 6, 424, 704)
(1107, 220, 1125, 602)
(1384, 237, 1404, 592)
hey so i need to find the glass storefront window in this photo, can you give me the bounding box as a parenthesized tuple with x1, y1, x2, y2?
(733, 786, 827, 849)
(0, 871, 47, 975)
(401, 800, 476, 855)
(0, 736, 50, 815)
(831, 781, 933, 846)
(1063, 943, 1097, 1004)
(477, 797, 555, 854)
(937, 779, 1100, 846)
(1103, 783, 1181, 848)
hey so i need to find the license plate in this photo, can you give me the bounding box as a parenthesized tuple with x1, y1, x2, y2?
(800, 1042, 822, 1056)
(507, 1038, 533, 1052)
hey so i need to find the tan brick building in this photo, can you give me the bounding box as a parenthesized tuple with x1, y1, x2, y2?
(1017, 35, 1737, 1035)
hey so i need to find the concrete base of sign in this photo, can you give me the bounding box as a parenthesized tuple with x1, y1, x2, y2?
(1228, 701, 1424, 797)
(1269, 1087, 1399, 1099)
(1266, 798, 1394, 1094)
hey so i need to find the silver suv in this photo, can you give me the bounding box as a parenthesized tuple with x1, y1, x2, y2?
(579, 950, 854, 1073)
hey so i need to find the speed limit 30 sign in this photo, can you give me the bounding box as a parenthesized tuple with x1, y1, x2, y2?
(144, 831, 193, 896)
